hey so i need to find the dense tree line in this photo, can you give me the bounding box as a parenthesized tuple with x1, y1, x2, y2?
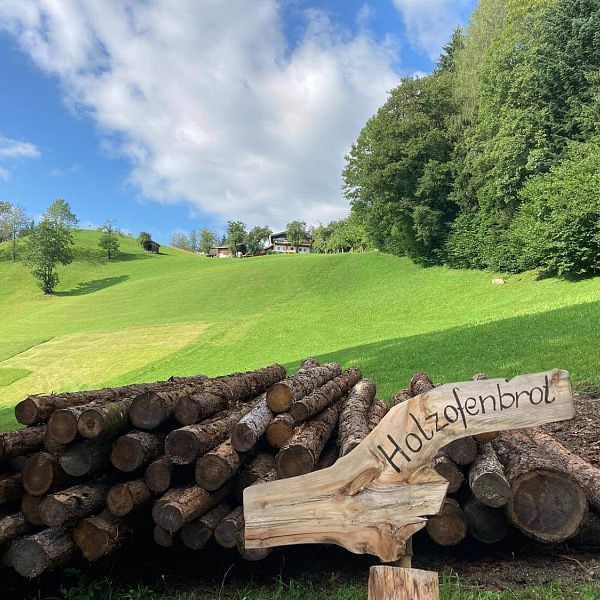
(344, 0, 600, 276)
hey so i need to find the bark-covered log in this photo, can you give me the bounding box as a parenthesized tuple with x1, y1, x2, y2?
(266, 363, 342, 413)
(165, 402, 257, 465)
(181, 501, 232, 550)
(276, 401, 342, 479)
(39, 481, 110, 527)
(73, 510, 129, 560)
(574, 511, 600, 548)
(288, 368, 362, 423)
(47, 404, 96, 445)
(493, 430, 588, 543)
(233, 453, 276, 503)
(153, 525, 175, 547)
(463, 497, 509, 544)
(338, 379, 376, 456)
(0, 473, 23, 505)
(444, 436, 478, 465)
(195, 439, 241, 491)
(14, 376, 207, 426)
(230, 394, 271, 452)
(22, 452, 71, 497)
(316, 444, 339, 470)
(425, 498, 467, 546)
(21, 494, 45, 526)
(410, 373, 434, 396)
(214, 506, 244, 548)
(265, 413, 295, 449)
(10, 523, 75, 577)
(468, 442, 511, 507)
(8, 455, 31, 473)
(530, 430, 600, 512)
(0, 426, 46, 459)
(367, 398, 388, 431)
(175, 364, 286, 426)
(43, 432, 66, 455)
(0, 512, 31, 545)
(432, 451, 464, 494)
(111, 431, 165, 472)
(107, 479, 153, 516)
(59, 440, 112, 477)
(151, 487, 188, 524)
(77, 398, 133, 440)
(237, 526, 273, 561)
(392, 389, 412, 406)
(154, 484, 230, 533)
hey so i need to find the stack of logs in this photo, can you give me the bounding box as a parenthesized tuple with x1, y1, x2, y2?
(0, 364, 597, 579)
(401, 373, 600, 550)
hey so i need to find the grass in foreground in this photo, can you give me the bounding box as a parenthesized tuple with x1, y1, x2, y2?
(1, 229, 599, 429)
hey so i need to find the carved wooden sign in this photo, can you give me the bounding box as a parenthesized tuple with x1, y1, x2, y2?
(244, 370, 574, 562)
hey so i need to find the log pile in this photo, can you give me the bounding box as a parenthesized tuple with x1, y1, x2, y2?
(0, 363, 597, 579)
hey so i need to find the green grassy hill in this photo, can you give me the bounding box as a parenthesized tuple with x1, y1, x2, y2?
(1, 229, 598, 429)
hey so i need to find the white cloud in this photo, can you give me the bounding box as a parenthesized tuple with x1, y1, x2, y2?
(0, 1, 401, 228)
(392, 0, 473, 61)
(50, 163, 81, 177)
(0, 167, 10, 180)
(0, 134, 40, 158)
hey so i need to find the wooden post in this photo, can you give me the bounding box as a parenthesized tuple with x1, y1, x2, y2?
(368, 566, 439, 600)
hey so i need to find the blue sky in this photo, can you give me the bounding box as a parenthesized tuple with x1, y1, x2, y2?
(0, 1, 475, 244)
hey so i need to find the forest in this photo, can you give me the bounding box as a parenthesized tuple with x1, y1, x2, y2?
(342, 0, 600, 277)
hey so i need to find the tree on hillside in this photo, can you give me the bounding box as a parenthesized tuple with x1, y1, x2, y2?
(189, 230, 198, 253)
(138, 231, 151, 249)
(45, 199, 78, 228)
(23, 220, 74, 294)
(199, 228, 218, 254)
(0, 202, 30, 261)
(98, 219, 121, 259)
(171, 232, 191, 251)
(246, 225, 272, 256)
(285, 220, 308, 252)
(226, 221, 247, 256)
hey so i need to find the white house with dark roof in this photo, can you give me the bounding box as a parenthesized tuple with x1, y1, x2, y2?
(266, 231, 312, 254)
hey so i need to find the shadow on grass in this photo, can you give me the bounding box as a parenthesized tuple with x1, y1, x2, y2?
(72, 246, 153, 264)
(56, 275, 129, 296)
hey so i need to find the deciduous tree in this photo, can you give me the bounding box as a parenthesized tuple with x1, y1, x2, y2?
(98, 220, 121, 259)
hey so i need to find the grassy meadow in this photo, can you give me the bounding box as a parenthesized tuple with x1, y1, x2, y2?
(1, 229, 599, 430)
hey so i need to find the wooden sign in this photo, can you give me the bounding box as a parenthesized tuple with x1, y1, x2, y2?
(244, 370, 574, 562)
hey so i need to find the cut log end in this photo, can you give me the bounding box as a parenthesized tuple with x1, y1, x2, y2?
(508, 470, 587, 543)
(265, 415, 295, 449)
(21, 494, 45, 526)
(10, 538, 50, 578)
(275, 445, 314, 479)
(145, 461, 172, 494)
(111, 436, 145, 472)
(230, 423, 256, 453)
(471, 472, 511, 508)
(129, 392, 165, 431)
(195, 455, 233, 491)
(165, 430, 199, 465)
(14, 399, 38, 427)
(426, 499, 467, 546)
(174, 396, 202, 426)
(107, 485, 135, 516)
(153, 525, 175, 547)
(181, 521, 212, 550)
(77, 408, 106, 439)
(288, 403, 309, 423)
(266, 383, 293, 414)
(156, 505, 185, 533)
(22, 453, 56, 496)
(47, 410, 79, 445)
(38, 497, 68, 528)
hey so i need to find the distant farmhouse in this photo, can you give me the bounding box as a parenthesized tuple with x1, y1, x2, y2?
(266, 231, 312, 254)
(208, 243, 247, 258)
(142, 239, 160, 253)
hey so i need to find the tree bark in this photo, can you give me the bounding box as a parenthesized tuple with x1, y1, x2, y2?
(367, 566, 439, 600)
(77, 398, 133, 440)
(154, 483, 231, 533)
(165, 402, 257, 465)
(39, 481, 110, 527)
(230, 394, 271, 452)
(392, 388, 412, 406)
(22, 451, 71, 497)
(73, 510, 129, 560)
(181, 501, 232, 550)
(0, 512, 31, 546)
(338, 379, 376, 456)
(21, 494, 45, 526)
(444, 436, 478, 465)
(10, 523, 76, 577)
(265, 413, 295, 449)
(233, 453, 276, 503)
(316, 443, 338, 470)
(463, 496, 509, 544)
(468, 442, 511, 507)
(0, 426, 46, 459)
(0, 473, 23, 505)
(425, 498, 467, 546)
(107, 479, 153, 516)
(493, 429, 588, 543)
(410, 372, 434, 396)
(111, 431, 165, 472)
(367, 398, 388, 431)
(175, 364, 286, 426)
(152, 486, 189, 524)
(432, 451, 464, 494)
(276, 401, 342, 479)
(288, 368, 362, 423)
(195, 439, 241, 491)
(59, 440, 112, 477)
(14, 376, 207, 425)
(47, 404, 97, 445)
(266, 362, 342, 413)
(214, 506, 244, 548)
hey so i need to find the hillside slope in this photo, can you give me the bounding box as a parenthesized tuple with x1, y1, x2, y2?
(1, 230, 598, 428)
